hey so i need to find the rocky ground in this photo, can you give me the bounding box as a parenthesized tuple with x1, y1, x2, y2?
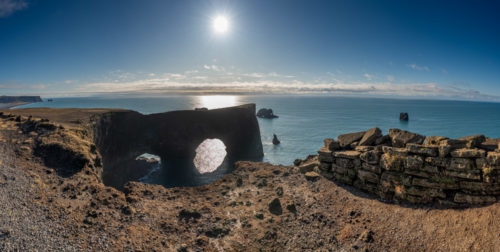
(1, 109, 500, 251)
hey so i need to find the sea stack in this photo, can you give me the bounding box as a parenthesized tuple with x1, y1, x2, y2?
(257, 108, 278, 119)
(400, 112, 409, 121)
(272, 134, 281, 145)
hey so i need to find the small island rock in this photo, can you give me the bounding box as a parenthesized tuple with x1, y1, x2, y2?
(256, 108, 278, 119)
(400, 112, 409, 121)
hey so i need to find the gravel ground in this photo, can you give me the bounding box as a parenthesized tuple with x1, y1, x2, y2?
(0, 131, 80, 251)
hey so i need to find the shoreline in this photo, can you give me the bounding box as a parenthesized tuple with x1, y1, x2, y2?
(0, 102, 31, 109)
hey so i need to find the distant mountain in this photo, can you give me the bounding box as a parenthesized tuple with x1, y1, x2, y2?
(0, 96, 42, 103)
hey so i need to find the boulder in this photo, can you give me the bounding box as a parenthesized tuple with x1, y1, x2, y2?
(337, 131, 366, 148)
(406, 143, 438, 156)
(256, 108, 278, 119)
(323, 138, 341, 151)
(399, 112, 409, 121)
(424, 136, 448, 146)
(479, 138, 500, 151)
(458, 135, 486, 148)
(359, 127, 382, 146)
(304, 171, 320, 181)
(333, 150, 361, 159)
(317, 147, 333, 162)
(388, 129, 425, 148)
(358, 170, 380, 184)
(194, 107, 208, 111)
(268, 198, 283, 215)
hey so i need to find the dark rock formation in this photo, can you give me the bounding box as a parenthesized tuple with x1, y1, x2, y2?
(400, 112, 409, 121)
(268, 198, 282, 215)
(272, 134, 280, 145)
(0, 96, 42, 103)
(338, 131, 365, 148)
(195, 107, 208, 111)
(256, 108, 278, 119)
(95, 104, 264, 188)
(359, 127, 382, 146)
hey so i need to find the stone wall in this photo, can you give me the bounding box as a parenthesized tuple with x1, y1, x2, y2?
(316, 128, 500, 206)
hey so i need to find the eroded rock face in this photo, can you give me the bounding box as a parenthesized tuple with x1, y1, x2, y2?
(95, 104, 264, 188)
(338, 131, 365, 148)
(256, 108, 278, 119)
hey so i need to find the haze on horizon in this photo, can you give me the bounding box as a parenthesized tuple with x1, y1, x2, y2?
(0, 0, 499, 101)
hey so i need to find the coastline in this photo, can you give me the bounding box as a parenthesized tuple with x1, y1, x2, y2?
(0, 102, 31, 109)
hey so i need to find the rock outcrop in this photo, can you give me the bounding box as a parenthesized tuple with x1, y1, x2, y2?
(400, 112, 409, 121)
(256, 108, 278, 119)
(318, 128, 500, 206)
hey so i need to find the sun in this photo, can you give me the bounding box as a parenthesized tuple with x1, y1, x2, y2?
(213, 16, 229, 33)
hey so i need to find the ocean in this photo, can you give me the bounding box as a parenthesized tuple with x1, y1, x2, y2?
(15, 95, 500, 187)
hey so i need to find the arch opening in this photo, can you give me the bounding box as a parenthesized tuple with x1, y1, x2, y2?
(194, 138, 227, 174)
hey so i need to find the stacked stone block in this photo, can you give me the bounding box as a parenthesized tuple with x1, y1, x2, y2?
(318, 128, 500, 205)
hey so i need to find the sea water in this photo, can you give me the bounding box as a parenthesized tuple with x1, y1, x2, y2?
(16, 95, 500, 186)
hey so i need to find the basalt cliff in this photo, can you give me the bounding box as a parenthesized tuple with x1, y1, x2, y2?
(1, 107, 500, 251)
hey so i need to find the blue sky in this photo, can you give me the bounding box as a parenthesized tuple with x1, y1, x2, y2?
(1, 0, 499, 100)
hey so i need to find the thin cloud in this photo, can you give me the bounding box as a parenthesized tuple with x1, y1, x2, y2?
(0, 0, 27, 18)
(408, 64, 430, 71)
(442, 69, 448, 74)
(363, 73, 373, 80)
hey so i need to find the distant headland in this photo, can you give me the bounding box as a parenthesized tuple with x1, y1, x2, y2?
(0, 95, 42, 108)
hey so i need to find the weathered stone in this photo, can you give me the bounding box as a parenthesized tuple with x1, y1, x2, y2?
(359, 127, 382, 146)
(380, 153, 406, 171)
(317, 147, 333, 163)
(460, 181, 500, 194)
(405, 155, 424, 170)
(479, 138, 500, 151)
(375, 135, 391, 145)
(334, 173, 353, 185)
(337, 131, 366, 148)
(425, 157, 449, 167)
(360, 150, 381, 165)
(458, 135, 486, 148)
(412, 178, 440, 188)
(445, 170, 481, 181)
(318, 162, 331, 171)
(404, 169, 431, 178)
(318, 169, 335, 180)
(380, 171, 404, 187)
(421, 165, 439, 174)
(335, 158, 354, 169)
(353, 179, 378, 193)
(438, 139, 468, 157)
(388, 128, 425, 148)
(406, 186, 446, 198)
(454, 193, 496, 204)
(450, 148, 486, 158)
(304, 171, 320, 181)
(448, 158, 475, 171)
(486, 152, 500, 166)
(382, 146, 409, 156)
(405, 195, 433, 204)
(350, 141, 359, 149)
(324, 138, 341, 151)
(406, 143, 438, 157)
(361, 162, 382, 174)
(355, 146, 374, 152)
(424, 136, 448, 146)
(358, 170, 380, 184)
(331, 164, 347, 175)
(299, 162, 317, 173)
(333, 150, 361, 159)
(476, 158, 487, 169)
